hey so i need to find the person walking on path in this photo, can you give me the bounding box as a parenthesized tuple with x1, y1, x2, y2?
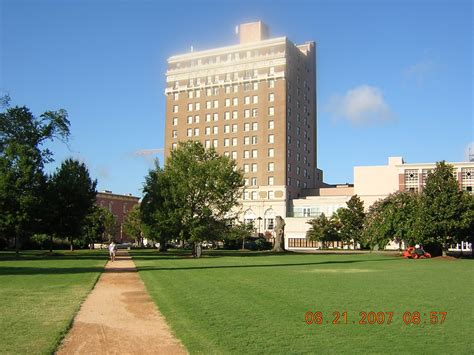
(108, 241, 117, 262)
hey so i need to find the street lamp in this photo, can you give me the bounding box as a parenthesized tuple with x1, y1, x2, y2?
(257, 217, 263, 237)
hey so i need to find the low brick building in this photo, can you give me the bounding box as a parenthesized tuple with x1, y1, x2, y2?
(96, 191, 140, 242)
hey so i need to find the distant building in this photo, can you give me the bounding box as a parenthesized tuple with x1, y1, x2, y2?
(96, 191, 140, 242)
(285, 157, 474, 250)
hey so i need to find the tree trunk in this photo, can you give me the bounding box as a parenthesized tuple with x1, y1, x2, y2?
(193, 242, 202, 258)
(70, 238, 74, 251)
(242, 237, 245, 250)
(50, 235, 53, 253)
(159, 235, 168, 252)
(15, 234, 20, 259)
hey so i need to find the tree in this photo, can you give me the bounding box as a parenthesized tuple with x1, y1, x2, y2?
(337, 195, 365, 248)
(49, 159, 97, 251)
(123, 204, 144, 246)
(141, 142, 244, 256)
(306, 213, 340, 248)
(81, 205, 117, 248)
(362, 198, 393, 250)
(419, 161, 466, 255)
(0, 100, 70, 255)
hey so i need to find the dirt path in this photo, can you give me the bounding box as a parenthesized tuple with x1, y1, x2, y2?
(57, 250, 187, 355)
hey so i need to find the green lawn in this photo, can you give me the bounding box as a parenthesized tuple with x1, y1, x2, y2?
(132, 250, 473, 354)
(0, 250, 107, 354)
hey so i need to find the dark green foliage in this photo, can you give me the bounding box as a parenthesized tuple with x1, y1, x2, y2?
(141, 141, 244, 256)
(122, 204, 144, 246)
(49, 158, 97, 250)
(81, 205, 116, 247)
(306, 213, 340, 248)
(0, 99, 70, 254)
(337, 195, 365, 247)
(419, 161, 467, 254)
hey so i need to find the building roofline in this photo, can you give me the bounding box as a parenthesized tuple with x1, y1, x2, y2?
(167, 36, 287, 63)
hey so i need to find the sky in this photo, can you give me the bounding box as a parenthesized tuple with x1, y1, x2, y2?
(1, 0, 472, 197)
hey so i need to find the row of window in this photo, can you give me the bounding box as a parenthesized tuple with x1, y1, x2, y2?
(174, 88, 277, 103)
(172, 121, 273, 137)
(242, 190, 277, 201)
(172, 108, 274, 123)
(172, 101, 276, 114)
(172, 68, 277, 87)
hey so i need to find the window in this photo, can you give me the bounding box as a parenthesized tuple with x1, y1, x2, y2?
(252, 122, 258, 131)
(232, 111, 238, 119)
(187, 116, 193, 124)
(172, 130, 177, 138)
(205, 127, 210, 135)
(172, 117, 178, 126)
(252, 95, 258, 104)
(252, 108, 258, 117)
(251, 163, 257, 172)
(233, 97, 238, 106)
(268, 134, 274, 144)
(253, 82, 258, 90)
(244, 123, 250, 131)
(252, 149, 258, 158)
(194, 115, 200, 123)
(268, 120, 274, 129)
(244, 179, 249, 186)
(224, 125, 230, 133)
(213, 139, 218, 148)
(195, 90, 200, 98)
(268, 148, 274, 157)
(251, 177, 257, 186)
(188, 91, 193, 99)
(287, 135, 291, 144)
(244, 96, 250, 105)
(244, 150, 250, 159)
(194, 128, 199, 136)
(268, 176, 274, 185)
(213, 126, 218, 134)
(224, 138, 230, 147)
(244, 136, 250, 145)
(244, 109, 250, 118)
(188, 103, 193, 111)
(206, 88, 212, 96)
(243, 190, 249, 199)
(172, 142, 177, 150)
(251, 191, 257, 200)
(213, 87, 219, 95)
(269, 66, 275, 75)
(244, 164, 249, 173)
(232, 151, 237, 159)
(225, 98, 230, 107)
(268, 162, 274, 172)
(205, 113, 211, 122)
(287, 177, 291, 186)
(213, 113, 219, 121)
(224, 151, 230, 157)
(268, 79, 274, 88)
(187, 128, 192, 137)
(224, 111, 230, 120)
(252, 136, 258, 144)
(268, 107, 275, 116)
(195, 102, 200, 111)
(232, 124, 238, 132)
(173, 93, 179, 100)
(232, 137, 238, 146)
(268, 93, 274, 102)
(225, 86, 231, 94)
(173, 105, 178, 113)
(233, 84, 238, 93)
(213, 100, 219, 108)
(287, 163, 291, 172)
(268, 191, 275, 199)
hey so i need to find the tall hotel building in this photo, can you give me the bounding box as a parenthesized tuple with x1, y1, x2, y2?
(164, 22, 323, 226)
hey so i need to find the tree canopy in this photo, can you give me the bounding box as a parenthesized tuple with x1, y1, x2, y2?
(141, 141, 244, 256)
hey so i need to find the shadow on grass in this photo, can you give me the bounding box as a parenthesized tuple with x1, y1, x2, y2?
(0, 250, 108, 262)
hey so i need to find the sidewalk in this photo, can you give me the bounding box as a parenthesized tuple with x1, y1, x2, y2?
(57, 251, 187, 354)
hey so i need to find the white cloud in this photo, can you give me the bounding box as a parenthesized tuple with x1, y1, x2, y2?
(465, 142, 474, 162)
(326, 85, 394, 125)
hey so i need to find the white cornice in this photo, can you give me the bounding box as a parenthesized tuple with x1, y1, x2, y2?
(168, 36, 287, 63)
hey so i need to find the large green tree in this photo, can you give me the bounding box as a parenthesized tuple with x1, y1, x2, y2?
(306, 213, 340, 248)
(337, 195, 365, 248)
(0, 99, 70, 255)
(141, 141, 244, 256)
(419, 161, 469, 255)
(81, 205, 115, 249)
(123, 204, 145, 246)
(49, 158, 97, 250)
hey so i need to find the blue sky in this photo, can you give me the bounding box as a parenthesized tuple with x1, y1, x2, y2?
(1, 0, 472, 196)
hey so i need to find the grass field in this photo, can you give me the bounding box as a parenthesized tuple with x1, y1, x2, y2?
(132, 250, 473, 354)
(0, 250, 107, 354)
